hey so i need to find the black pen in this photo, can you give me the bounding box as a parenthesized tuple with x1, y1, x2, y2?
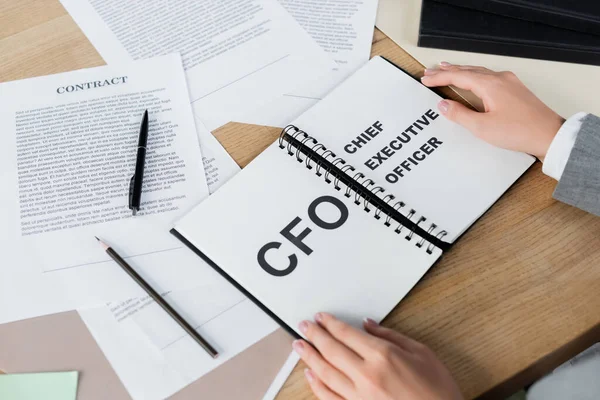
(129, 110, 148, 216)
(95, 236, 219, 359)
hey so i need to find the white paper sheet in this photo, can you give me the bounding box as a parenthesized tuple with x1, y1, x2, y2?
(262, 352, 300, 400)
(60, 0, 337, 191)
(282, 0, 379, 91)
(78, 283, 278, 400)
(238, 0, 379, 127)
(0, 54, 212, 322)
(281, 0, 378, 70)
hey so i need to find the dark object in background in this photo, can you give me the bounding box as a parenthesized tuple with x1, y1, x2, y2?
(418, 0, 600, 66)
(437, 0, 600, 36)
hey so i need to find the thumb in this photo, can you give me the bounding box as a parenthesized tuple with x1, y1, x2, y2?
(437, 99, 483, 134)
(363, 318, 424, 353)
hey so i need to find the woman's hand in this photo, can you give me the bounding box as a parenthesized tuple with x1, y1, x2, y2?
(293, 313, 463, 400)
(421, 62, 565, 160)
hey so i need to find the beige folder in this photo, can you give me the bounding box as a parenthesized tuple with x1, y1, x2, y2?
(0, 311, 293, 399)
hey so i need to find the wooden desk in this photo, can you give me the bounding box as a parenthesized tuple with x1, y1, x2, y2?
(1, 1, 599, 399)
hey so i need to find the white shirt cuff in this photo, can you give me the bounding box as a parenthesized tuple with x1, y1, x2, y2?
(542, 112, 588, 181)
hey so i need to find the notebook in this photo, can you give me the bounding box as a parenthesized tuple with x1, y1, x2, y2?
(171, 56, 535, 338)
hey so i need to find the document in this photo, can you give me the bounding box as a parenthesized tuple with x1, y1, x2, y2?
(0, 371, 78, 400)
(239, 0, 379, 127)
(0, 54, 213, 321)
(60, 0, 337, 191)
(78, 283, 278, 400)
(281, 0, 378, 75)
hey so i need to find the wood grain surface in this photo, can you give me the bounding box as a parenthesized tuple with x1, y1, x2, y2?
(1, 1, 599, 399)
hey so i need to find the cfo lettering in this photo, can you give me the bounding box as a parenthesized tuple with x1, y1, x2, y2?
(257, 195, 348, 277)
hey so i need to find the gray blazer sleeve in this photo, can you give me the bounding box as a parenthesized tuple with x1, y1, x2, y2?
(553, 113, 600, 216)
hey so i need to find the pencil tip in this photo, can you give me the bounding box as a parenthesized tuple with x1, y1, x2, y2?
(95, 237, 109, 251)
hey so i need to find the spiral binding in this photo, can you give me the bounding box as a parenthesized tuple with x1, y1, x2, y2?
(279, 125, 450, 254)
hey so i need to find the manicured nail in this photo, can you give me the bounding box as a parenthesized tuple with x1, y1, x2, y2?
(438, 100, 450, 113)
(440, 61, 452, 67)
(363, 317, 378, 327)
(299, 320, 309, 334)
(304, 368, 315, 383)
(293, 340, 305, 354)
(314, 312, 324, 323)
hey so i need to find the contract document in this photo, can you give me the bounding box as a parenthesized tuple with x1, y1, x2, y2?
(0, 54, 213, 322)
(60, 0, 337, 191)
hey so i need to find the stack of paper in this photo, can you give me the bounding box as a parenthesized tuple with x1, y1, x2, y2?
(0, 54, 211, 323)
(0, 0, 379, 399)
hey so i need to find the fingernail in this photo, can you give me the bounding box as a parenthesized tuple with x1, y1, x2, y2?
(299, 320, 309, 334)
(293, 340, 305, 354)
(304, 368, 315, 383)
(314, 312, 324, 323)
(423, 68, 438, 76)
(438, 100, 450, 114)
(363, 317, 378, 327)
(440, 61, 452, 67)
